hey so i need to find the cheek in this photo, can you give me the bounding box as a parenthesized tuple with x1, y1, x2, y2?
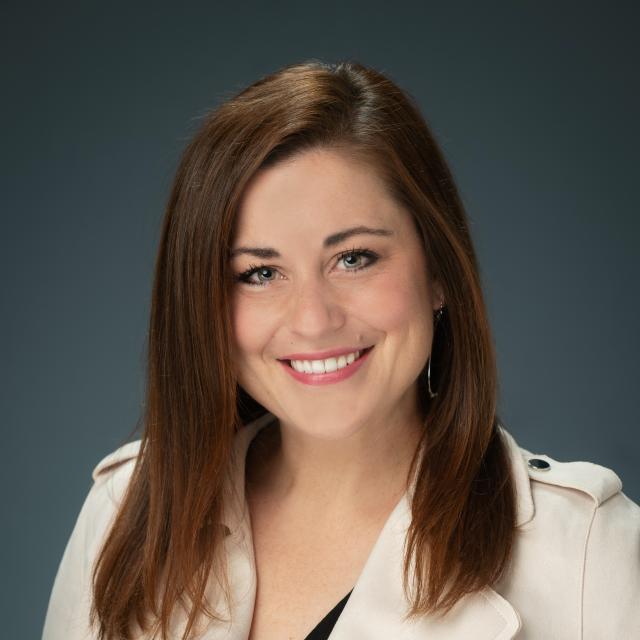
(231, 295, 272, 360)
(355, 265, 432, 335)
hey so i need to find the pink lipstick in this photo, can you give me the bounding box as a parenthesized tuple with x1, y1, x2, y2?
(278, 346, 374, 386)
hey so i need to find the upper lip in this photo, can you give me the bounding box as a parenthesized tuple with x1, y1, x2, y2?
(278, 345, 373, 361)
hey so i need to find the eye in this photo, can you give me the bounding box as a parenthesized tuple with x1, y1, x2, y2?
(236, 264, 279, 286)
(338, 249, 378, 271)
(234, 248, 379, 288)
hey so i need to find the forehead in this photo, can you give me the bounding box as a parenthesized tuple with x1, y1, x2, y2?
(233, 148, 405, 242)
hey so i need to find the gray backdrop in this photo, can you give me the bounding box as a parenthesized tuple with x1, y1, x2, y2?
(2, 2, 638, 637)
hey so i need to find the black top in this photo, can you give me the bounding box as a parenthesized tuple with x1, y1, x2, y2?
(303, 589, 353, 639)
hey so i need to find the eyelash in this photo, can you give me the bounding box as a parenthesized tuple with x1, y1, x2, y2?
(234, 247, 379, 288)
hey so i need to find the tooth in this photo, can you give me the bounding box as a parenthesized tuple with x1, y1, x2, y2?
(324, 357, 338, 373)
(288, 350, 366, 374)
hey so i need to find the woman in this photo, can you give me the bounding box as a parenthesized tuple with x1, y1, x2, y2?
(43, 60, 640, 640)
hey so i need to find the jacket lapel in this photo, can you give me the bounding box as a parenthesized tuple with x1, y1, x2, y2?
(213, 415, 533, 640)
(329, 486, 522, 639)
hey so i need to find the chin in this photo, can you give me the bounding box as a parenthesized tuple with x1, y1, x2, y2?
(281, 412, 370, 441)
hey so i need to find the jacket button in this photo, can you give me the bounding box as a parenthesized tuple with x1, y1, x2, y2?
(528, 458, 551, 471)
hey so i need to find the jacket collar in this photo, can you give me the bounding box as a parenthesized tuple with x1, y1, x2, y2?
(220, 413, 534, 639)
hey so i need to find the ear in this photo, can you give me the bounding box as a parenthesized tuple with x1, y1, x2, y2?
(431, 279, 445, 312)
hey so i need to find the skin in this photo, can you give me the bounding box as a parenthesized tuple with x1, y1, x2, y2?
(230, 146, 444, 518)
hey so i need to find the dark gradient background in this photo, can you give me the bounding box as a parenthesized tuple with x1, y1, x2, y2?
(2, 2, 638, 637)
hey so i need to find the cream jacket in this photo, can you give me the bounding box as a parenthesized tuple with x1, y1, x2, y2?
(43, 412, 640, 639)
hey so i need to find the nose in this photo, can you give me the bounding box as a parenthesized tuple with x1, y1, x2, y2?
(286, 274, 346, 337)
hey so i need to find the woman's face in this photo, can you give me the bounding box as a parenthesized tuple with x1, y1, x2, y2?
(230, 147, 443, 440)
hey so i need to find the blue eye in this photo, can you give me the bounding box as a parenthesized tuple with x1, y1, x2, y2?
(234, 248, 379, 288)
(238, 265, 277, 286)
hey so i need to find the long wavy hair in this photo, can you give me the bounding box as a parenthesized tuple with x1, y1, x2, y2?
(90, 59, 516, 639)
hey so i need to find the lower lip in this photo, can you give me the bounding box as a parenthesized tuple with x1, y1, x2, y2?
(278, 347, 373, 386)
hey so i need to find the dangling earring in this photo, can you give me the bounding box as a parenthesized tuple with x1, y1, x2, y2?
(428, 301, 445, 399)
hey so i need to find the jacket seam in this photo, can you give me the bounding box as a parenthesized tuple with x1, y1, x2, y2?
(579, 501, 599, 640)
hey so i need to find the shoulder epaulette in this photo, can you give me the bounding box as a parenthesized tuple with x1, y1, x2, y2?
(91, 440, 142, 481)
(519, 449, 623, 507)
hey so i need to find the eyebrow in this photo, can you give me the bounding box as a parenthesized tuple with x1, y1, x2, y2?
(229, 225, 394, 259)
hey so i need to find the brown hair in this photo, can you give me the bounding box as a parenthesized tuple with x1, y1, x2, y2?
(90, 59, 516, 639)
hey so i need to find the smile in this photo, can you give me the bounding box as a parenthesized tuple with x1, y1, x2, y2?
(278, 346, 374, 386)
(288, 347, 369, 373)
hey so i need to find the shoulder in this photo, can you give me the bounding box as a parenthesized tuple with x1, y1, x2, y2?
(62, 439, 143, 576)
(67, 439, 143, 552)
(515, 437, 640, 532)
(518, 445, 625, 508)
(518, 443, 640, 544)
(499, 426, 636, 532)
(92, 438, 141, 482)
(500, 424, 640, 562)
(504, 433, 640, 635)
(90, 439, 142, 501)
(77, 439, 143, 547)
(42, 439, 145, 638)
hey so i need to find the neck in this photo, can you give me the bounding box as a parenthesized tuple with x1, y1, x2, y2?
(246, 401, 424, 519)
